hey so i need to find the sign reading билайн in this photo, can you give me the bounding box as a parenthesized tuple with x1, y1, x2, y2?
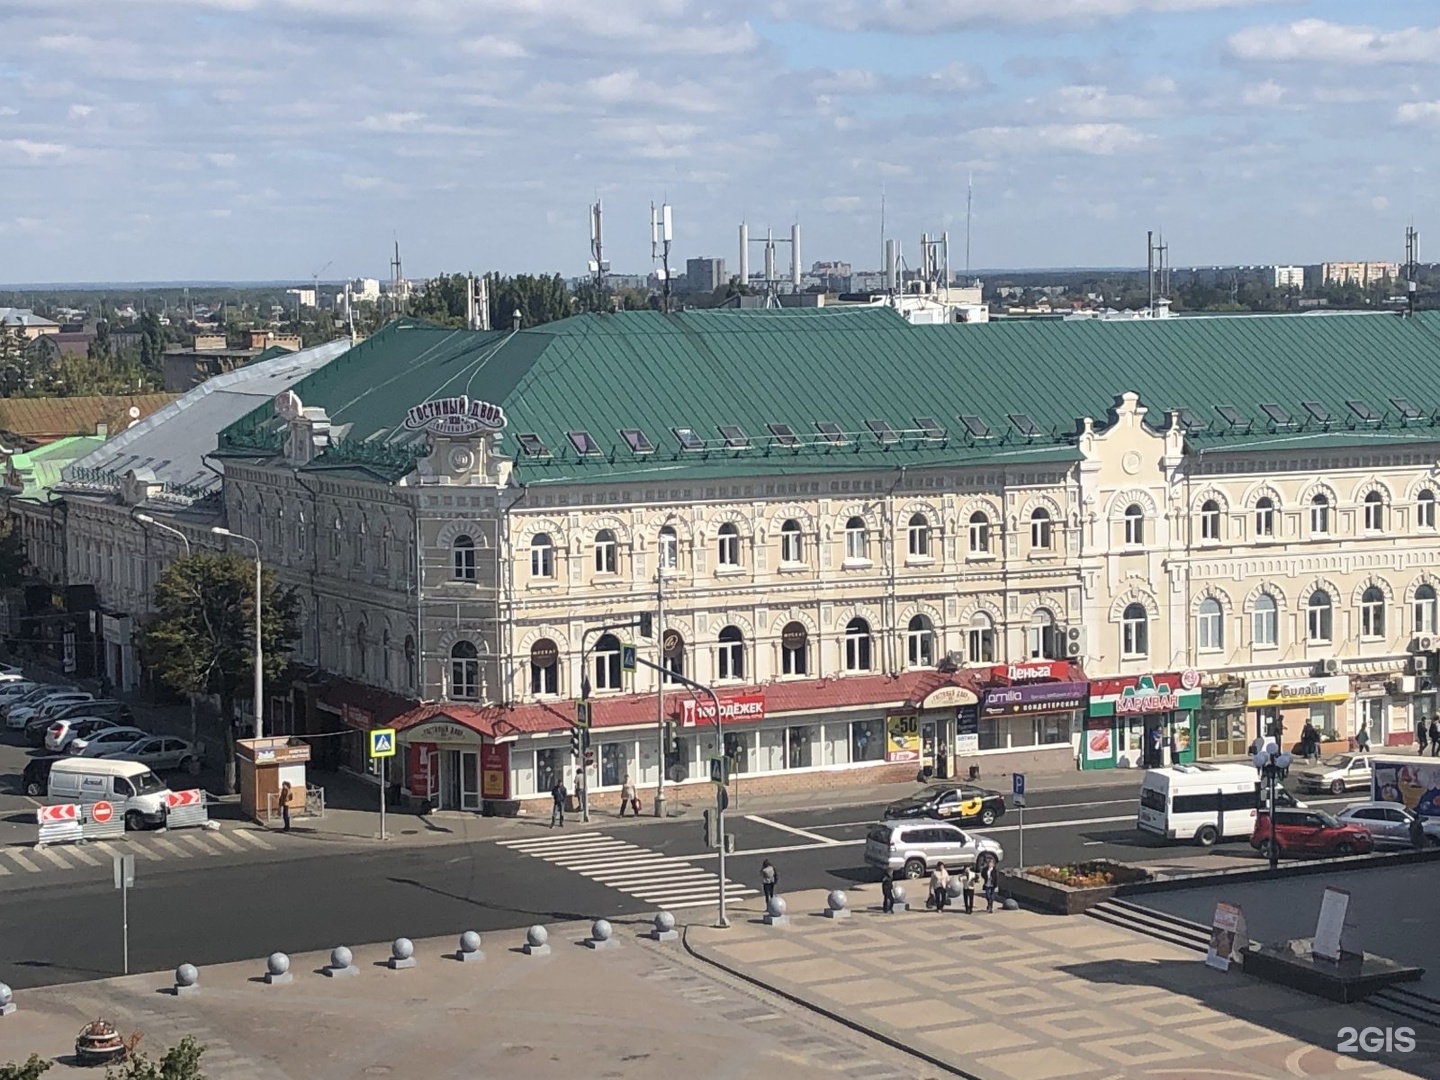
(403, 395, 507, 437)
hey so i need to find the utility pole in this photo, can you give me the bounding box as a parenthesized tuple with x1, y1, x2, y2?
(655, 572, 667, 818)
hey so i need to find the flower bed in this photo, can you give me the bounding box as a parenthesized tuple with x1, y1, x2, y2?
(1027, 862, 1151, 889)
(1002, 860, 1153, 915)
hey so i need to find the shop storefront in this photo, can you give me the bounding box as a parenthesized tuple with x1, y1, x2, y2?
(400, 718, 513, 811)
(978, 678, 1087, 766)
(1194, 681, 1248, 760)
(884, 684, 979, 781)
(1085, 671, 1201, 770)
(1244, 674, 1350, 749)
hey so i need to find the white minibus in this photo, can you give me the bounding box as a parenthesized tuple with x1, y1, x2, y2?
(1138, 762, 1286, 846)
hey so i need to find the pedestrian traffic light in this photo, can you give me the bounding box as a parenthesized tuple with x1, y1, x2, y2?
(665, 721, 677, 753)
(724, 832, 736, 853)
(702, 808, 720, 848)
(639, 612, 654, 638)
(571, 726, 582, 758)
(575, 700, 592, 729)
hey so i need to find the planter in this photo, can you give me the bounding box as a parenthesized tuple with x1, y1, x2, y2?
(1001, 861, 1153, 915)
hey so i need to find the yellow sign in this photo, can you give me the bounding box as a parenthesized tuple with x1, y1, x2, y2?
(886, 714, 920, 763)
(919, 685, 979, 710)
(1244, 675, 1348, 708)
(369, 727, 397, 758)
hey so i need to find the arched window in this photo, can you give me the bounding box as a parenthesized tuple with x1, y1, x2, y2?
(844, 517, 868, 561)
(379, 523, 391, 571)
(716, 522, 741, 567)
(355, 622, 368, 676)
(1419, 490, 1437, 530)
(968, 511, 991, 554)
(780, 519, 803, 564)
(404, 635, 416, 690)
(331, 516, 343, 559)
(1310, 494, 1331, 535)
(1197, 598, 1223, 652)
(381, 629, 392, 683)
(662, 629, 685, 683)
(906, 513, 930, 558)
(1364, 491, 1385, 532)
(844, 617, 872, 671)
(452, 534, 477, 581)
(1123, 504, 1144, 546)
(1252, 593, 1278, 646)
(450, 640, 479, 699)
(1361, 586, 1386, 638)
(1030, 508, 1053, 549)
(530, 638, 559, 695)
(296, 511, 309, 555)
(530, 533, 554, 578)
(658, 525, 678, 571)
(1199, 499, 1221, 542)
(967, 612, 995, 663)
(1254, 497, 1275, 537)
(717, 626, 745, 680)
(907, 614, 935, 668)
(354, 519, 367, 568)
(1416, 584, 1438, 635)
(781, 621, 809, 675)
(1121, 603, 1148, 658)
(1307, 590, 1333, 643)
(1027, 609, 1059, 659)
(592, 632, 621, 690)
(594, 529, 617, 574)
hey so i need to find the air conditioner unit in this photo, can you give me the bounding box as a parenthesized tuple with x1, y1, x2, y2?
(1415, 655, 1433, 675)
(1065, 627, 1086, 658)
(1418, 636, 1437, 653)
(1320, 658, 1341, 676)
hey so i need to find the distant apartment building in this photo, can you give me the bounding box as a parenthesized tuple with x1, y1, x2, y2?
(685, 257, 726, 293)
(0, 308, 61, 341)
(1323, 262, 1398, 288)
(1273, 265, 1305, 290)
(287, 287, 317, 309)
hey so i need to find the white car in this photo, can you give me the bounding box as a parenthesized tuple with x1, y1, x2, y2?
(102, 735, 204, 775)
(1336, 802, 1440, 848)
(44, 716, 120, 752)
(67, 725, 151, 757)
(1, 685, 62, 727)
(10, 691, 93, 731)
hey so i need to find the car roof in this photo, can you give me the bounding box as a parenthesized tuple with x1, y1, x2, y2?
(48, 758, 155, 778)
(1342, 801, 1405, 811)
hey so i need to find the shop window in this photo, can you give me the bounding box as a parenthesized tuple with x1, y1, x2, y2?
(450, 640, 479, 700)
(600, 740, 634, 788)
(1364, 491, 1385, 533)
(658, 525, 678, 571)
(452, 534, 477, 581)
(1416, 584, 1437, 634)
(758, 727, 785, 771)
(1307, 589, 1333, 643)
(1199, 499, 1221, 542)
(1030, 508, 1053, 550)
(851, 718, 884, 761)
(977, 714, 1005, 751)
(594, 529, 618, 574)
(1309, 702, 1335, 735)
(530, 533, 554, 578)
(1310, 494, 1331, 535)
(1360, 586, 1386, 639)
(530, 638, 559, 695)
(593, 632, 622, 690)
(1123, 504, 1144, 546)
(907, 513, 930, 558)
(781, 622, 809, 675)
(1419, 489, 1437, 530)
(1035, 713, 1069, 745)
(1027, 608, 1059, 659)
(666, 734, 692, 783)
(1254, 497, 1275, 538)
(780, 519, 804, 564)
(967, 612, 995, 663)
(906, 614, 935, 668)
(717, 626, 745, 680)
(968, 511, 992, 554)
(535, 746, 565, 795)
(1197, 598, 1223, 652)
(844, 517, 868, 562)
(1121, 603, 1148, 658)
(1252, 593, 1278, 646)
(716, 522, 741, 567)
(787, 724, 820, 768)
(724, 731, 753, 775)
(823, 723, 849, 764)
(844, 617, 872, 672)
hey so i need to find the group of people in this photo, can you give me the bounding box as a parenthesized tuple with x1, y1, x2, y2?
(549, 773, 647, 826)
(872, 858, 998, 914)
(1419, 719, 1440, 758)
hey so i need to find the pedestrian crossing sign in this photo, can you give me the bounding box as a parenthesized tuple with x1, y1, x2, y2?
(369, 728, 397, 758)
(621, 643, 637, 672)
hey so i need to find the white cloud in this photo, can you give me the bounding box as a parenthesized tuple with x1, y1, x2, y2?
(1241, 80, 1286, 107)
(459, 35, 527, 59)
(925, 62, 985, 93)
(67, 104, 92, 119)
(361, 111, 426, 132)
(1228, 19, 1440, 65)
(1042, 85, 1166, 120)
(810, 69, 879, 94)
(205, 152, 237, 167)
(775, 0, 1283, 33)
(970, 122, 1151, 155)
(1397, 101, 1440, 127)
(1, 139, 68, 159)
(1371, 196, 1389, 211)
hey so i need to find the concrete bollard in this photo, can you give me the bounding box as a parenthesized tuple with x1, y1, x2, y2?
(523, 925, 551, 957)
(264, 953, 293, 985)
(456, 931, 484, 963)
(388, 937, 416, 970)
(651, 911, 679, 942)
(763, 895, 789, 926)
(1002, 897, 1019, 911)
(823, 889, 851, 919)
(585, 918, 618, 950)
(886, 882, 910, 914)
(172, 964, 200, 997)
(324, 945, 359, 978)
(0, 982, 14, 1017)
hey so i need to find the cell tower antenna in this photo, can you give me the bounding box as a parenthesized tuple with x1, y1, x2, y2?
(880, 184, 887, 277)
(390, 237, 404, 317)
(965, 173, 972, 275)
(650, 201, 674, 313)
(588, 200, 610, 292)
(1406, 222, 1420, 317)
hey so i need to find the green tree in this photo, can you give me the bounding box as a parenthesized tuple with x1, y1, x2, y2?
(137, 312, 164, 370)
(106, 1037, 206, 1080)
(139, 552, 299, 792)
(0, 1053, 51, 1080)
(409, 272, 470, 327)
(485, 272, 572, 329)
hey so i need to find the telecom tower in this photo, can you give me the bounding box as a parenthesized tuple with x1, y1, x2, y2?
(1406, 224, 1420, 316)
(588, 201, 610, 292)
(737, 222, 801, 307)
(651, 202, 674, 312)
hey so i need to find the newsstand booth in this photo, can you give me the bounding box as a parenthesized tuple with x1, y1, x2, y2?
(236, 736, 311, 823)
(392, 708, 515, 814)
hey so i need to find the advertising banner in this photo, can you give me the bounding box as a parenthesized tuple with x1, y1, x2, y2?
(981, 681, 1089, 718)
(1205, 902, 1248, 972)
(680, 693, 765, 728)
(886, 713, 921, 763)
(1245, 675, 1349, 708)
(480, 742, 510, 800)
(956, 705, 979, 757)
(1089, 671, 1201, 717)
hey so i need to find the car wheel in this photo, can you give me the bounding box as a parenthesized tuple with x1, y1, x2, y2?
(24, 780, 40, 797)
(182, 757, 201, 776)
(980, 808, 997, 826)
(1335, 841, 1354, 856)
(1195, 825, 1219, 847)
(902, 857, 926, 879)
(124, 810, 145, 832)
(1260, 839, 1281, 861)
(1330, 780, 1346, 795)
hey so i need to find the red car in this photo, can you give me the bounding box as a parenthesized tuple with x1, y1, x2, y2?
(1251, 809, 1375, 860)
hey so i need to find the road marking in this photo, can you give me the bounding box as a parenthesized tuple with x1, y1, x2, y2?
(5, 849, 42, 872)
(0, 859, 10, 875)
(981, 814, 1134, 835)
(65, 844, 101, 866)
(554, 853, 674, 872)
(743, 814, 839, 845)
(498, 832, 604, 848)
(179, 834, 220, 855)
(34, 845, 72, 869)
(151, 836, 192, 859)
(232, 830, 273, 849)
(590, 867, 718, 885)
(1083, 840, 1104, 846)
(207, 831, 246, 852)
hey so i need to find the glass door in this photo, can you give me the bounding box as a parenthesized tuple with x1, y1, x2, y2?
(920, 719, 938, 778)
(460, 751, 480, 811)
(441, 750, 461, 810)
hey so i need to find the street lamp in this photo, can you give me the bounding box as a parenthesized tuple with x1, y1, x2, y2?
(134, 513, 190, 556)
(1253, 744, 1294, 871)
(211, 527, 264, 741)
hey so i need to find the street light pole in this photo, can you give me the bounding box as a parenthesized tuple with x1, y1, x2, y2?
(134, 513, 191, 556)
(704, 683, 729, 930)
(1253, 744, 1294, 871)
(211, 527, 264, 741)
(655, 570, 666, 819)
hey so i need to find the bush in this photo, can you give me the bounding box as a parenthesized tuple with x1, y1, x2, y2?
(1027, 861, 1149, 888)
(0, 1055, 51, 1080)
(105, 1037, 206, 1080)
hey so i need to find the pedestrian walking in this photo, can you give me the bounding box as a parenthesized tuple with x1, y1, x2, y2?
(960, 865, 977, 914)
(1356, 719, 1371, 752)
(1411, 811, 1427, 851)
(929, 863, 950, 913)
(981, 857, 998, 913)
(881, 874, 895, 914)
(1430, 719, 1440, 757)
(1300, 721, 1319, 763)
(574, 767, 586, 815)
(550, 779, 567, 828)
(619, 774, 637, 817)
(279, 780, 293, 832)
(1419, 720, 1430, 756)
(760, 859, 778, 903)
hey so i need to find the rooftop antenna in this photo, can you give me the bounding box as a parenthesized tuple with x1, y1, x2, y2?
(1406, 223, 1420, 316)
(650, 201, 673, 313)
(742, 224, 800, 307)
(1147, 229, 1155, 314)
(880, 184, 887, 281)
(390, 238, 404, 317)
(965, 173, 972, 276)
(588, 200, 610, 292)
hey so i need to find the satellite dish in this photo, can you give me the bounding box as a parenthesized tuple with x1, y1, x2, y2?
(127, 406, 140, 420)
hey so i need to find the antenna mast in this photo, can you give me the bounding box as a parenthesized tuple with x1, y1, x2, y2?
(1406, 223, 1420, 316)
(589, 200, 610, 294)
(390, 238, 404, 318)
(651, 202, 674, 313)
(741, 223, 801, 308)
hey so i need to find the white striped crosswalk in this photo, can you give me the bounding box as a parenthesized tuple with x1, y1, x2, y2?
(497, 831, 757, 911)
(0, 828, 277, 877)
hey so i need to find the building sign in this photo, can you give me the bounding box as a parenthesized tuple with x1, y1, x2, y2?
(1090, 671, 1201, 717)
(981, 681, 1088, 718)
(886, 713, 921, 762)
(663, 630, 684, 658)
(989, 661, 1074, 683)
(340, 703, 373, 731)
(480, 742, 511, 800)
(956, 705, 980, 757)
(1245, 675, 1349, 708)
(780, 623, 808, 650)
(402, 395, 507, 437)
(407, 719, 483, 746)
(680, 693, 765, 727)
(531, 640, 558, 667)
(407, 742, 438, 797)
(919, 684, 980, 710)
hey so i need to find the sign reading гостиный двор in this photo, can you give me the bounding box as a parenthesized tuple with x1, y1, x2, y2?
(403, 396, 507, 436)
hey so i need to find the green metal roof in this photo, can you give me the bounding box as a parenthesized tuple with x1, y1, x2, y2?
(215, 307, 1440, 484)
(6, 435, 105, 500)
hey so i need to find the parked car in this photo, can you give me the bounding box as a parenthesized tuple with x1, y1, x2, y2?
(17, 693, 95, 742)
(44, 716, 121, 753)
(101, 735, 203, 776)
(885, 783, 1007, 826)
(1336, 801, 1440, 848)
(1250, 808, 1375, 860)
(21, 755, 64, 797)
(24, 696, 107, 745)
(48, 699, 133, 726)
(46, 758, 171, 831)
(3, 686, 76, 729)
(0, 663, 24, 677)
(864, 820, 1004, 879)
(1296, 754, 1376, 796)
(67, 725, 150, 757)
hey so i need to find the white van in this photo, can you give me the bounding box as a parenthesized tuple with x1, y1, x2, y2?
(1138, 763, 1267, 846)
(47, 759, 171, 830)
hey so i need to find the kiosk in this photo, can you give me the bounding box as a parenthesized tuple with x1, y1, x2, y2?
(236, 737, 311, 824)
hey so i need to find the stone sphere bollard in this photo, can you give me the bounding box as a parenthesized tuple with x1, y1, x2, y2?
(1002, 897, 1020, 911)
(651, 910, 679, 941)
(456, 930, 484, 963)
(824, 889, 851, 919)
(0, 981, 14, 1017)
(389, 937, 416, 970)
(325, 945, 359, 978)
(264, 952, 292, 985)
(892, 883, 908, 905)
(523, 924, 551, 956)
(173, 963, 199, 997)
(586, 918, 617, 950)
(947, 878, 964, 898)
(764, 894, 789, 925)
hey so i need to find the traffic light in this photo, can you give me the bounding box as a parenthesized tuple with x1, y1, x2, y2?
(639, 612, 654, 638)
(570, 725, 582, 758)
(702, 808, 720, 848)
(575, 700, 592, 729)
(665, 721, 677, 753)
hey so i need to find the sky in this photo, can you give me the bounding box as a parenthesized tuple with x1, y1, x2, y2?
(2, 0, 1439, 283)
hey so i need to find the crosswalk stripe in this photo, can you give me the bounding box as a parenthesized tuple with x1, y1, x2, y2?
(151, 837, 192, 859)
(5, 849, 42, 872)
(207, 831, 245, 852)
(231, 830, 274, 849)
(498, 832, 605, 848)
(129, 842, 165, 861)
(587, 867, 717, 885)
(66, 844, 101, 866)
(509, 838, 619, 854)
(0, 859, 10, 875)
(179, 834, 220, 855)
(34, 846, 73, 869)
(551, 852, 667, 870)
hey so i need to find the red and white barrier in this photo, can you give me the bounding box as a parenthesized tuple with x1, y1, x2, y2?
(36, 803, 82, 846)
(164, 788, 209, 829)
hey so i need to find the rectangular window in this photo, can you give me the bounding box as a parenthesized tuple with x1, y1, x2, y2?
(977, 714, 1005, 751)
(535, 747, 564, 795)
(851, 718, 884, 762)
(758, 727, 786, 772)
(787, 724, 820, 768)
(1309, 703, 1334, 734)
(823, 724, 850, 765)
(599, 740, 634, 788)
(1035, 713, 1069, 745)
(724, 731, 755, 775)
(968, 626, 995, 663)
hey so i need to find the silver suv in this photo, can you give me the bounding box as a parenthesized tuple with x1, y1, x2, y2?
(864, 820, 1004, 879)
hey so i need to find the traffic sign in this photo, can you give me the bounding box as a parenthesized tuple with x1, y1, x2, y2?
(112, 851, 134, 890)
(369, 728, 397, 758)
(575, 700, 593, 728)
(165, 789, 202, 809)
(90, 801, 114, 824)
(583, 749, 595, 766)
(36, 804, 79, 824)
(708, 755, 728, 785)
(621, 643, 637, 672)
(1012, 772, 1026, 797)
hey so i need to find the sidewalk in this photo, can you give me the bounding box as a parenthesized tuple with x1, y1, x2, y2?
(685, 886, 1433, 1080)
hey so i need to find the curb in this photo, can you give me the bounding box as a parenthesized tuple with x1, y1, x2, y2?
(680, 923, 985, 1080)
(1117, 845, 1440, 898)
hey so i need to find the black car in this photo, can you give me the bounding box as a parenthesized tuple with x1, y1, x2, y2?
(21, 754, 63, 797)
(25, 700, 128, 745)
(884, 783, 1007, 826)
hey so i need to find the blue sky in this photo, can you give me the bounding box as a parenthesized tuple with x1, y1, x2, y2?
(2, 0, 1438, 282)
